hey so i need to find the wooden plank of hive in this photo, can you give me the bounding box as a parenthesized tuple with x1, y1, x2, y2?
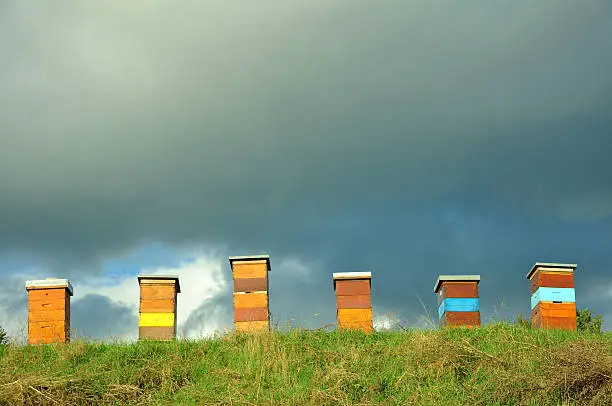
(235, 321, 269, 332)
(335, 280, 370, 296)
(438, 298, 479, 318)
(138, 326, 175, 340)
(234, 277, 268, 293)
(28, 297, 66, 312)
(28, 310, 67, 323)
(537, 302, 576, 318)
(139, 285, 176, 300)
(530, 271, 574, 294)
(531, 305, 541, 326)
(28, 288, 67, 300)
(234, 307, 269, 322)
(437, 282, 479, 305)
(234, 293, 268, 308)
(537, 316, 577, 330)
(138, 312, 175, 327)
(441, 311, 481, 327)
(532, 302, 576, 326)
(336, 294, 371, 309)
(232, 263, 268, 279)
(530, 287, 575, 309)
(29, 321, 67, 343)
(338, 308, 372, 324)
(140, 299, 175, 313)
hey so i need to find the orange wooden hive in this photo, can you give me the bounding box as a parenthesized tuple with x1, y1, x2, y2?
(138, 275, 180, 340)
(434, 275, 481, 328)
(333, 272, 373, 332)
(527, 263, 577, 330)
(230, 255, 271, 332)
(25, 278, 73, 345)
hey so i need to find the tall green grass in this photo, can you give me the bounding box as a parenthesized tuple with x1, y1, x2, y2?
(1, 323, 611, 405)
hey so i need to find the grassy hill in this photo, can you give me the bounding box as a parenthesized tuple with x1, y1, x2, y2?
(0, 324, 611, 405)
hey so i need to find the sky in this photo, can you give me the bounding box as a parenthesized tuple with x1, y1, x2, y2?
(1, 0, 611, 341)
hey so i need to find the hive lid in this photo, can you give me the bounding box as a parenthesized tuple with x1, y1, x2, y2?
(526, 263, 577, 280)
(434, 275, 480, 293)
(138, 274, 181, 293)
(25, 278, 74, 296)
(333, 271, 372, 290)
(229, 255, 271, 271)
(333, 271, 372, 280)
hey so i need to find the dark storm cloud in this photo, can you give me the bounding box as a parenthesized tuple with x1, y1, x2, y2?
(71, 294, 138, 340)
(1, 1, 611, 330)
(0, 276, 29, 340)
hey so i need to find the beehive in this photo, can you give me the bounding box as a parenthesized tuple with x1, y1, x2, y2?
(434, 275, 480, 328)
(230, 255, 271, 332)
(527, 263, 577, 330)
(138, 275, 180, 340)
(333, 272, 373, 332)
(26, 278, 73, 344)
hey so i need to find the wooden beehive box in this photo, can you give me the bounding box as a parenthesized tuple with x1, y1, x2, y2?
(333, 272, 373, 332)
(230, 255, 271, 332)
(26, 278, 73, 344)
(434, 275, 480, 328)
(527, 263, 577, 330)
(138, 275, 180, 340)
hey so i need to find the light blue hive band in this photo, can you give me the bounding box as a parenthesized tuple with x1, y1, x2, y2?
(530, 287, 575, 310)
(438, 298, 480, 320)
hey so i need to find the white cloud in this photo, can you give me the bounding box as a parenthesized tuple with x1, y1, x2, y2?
(76, 274, 140, 310)
(273, 256, 315, 283)
(141, 254, 231, 338)
(373, 313, 397, 331)
(75, 251, 231, 339)
(372, 303, 437, 331)
(0, 246, 343, 342)
(0, 269, 48, 342)
(0, 249, 232, 341)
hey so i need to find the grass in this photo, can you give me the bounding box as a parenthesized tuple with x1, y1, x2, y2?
(0, 323, 611, 405)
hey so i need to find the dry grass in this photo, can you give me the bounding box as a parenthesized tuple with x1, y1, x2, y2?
(0, 323, 610, 405)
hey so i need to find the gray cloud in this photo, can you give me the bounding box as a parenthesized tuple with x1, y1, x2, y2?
(71, 294, 138, 340)
(0, 275, 29, 341)
(0, 1, 611, 331)
(180, 290, 232, 338)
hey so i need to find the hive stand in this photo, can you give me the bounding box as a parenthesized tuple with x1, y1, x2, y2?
(138, 275, 180, 340)
(527, 263, 577, 330)
(230, 255, 271, 332)
(434, 275, 481, 328)
(26, 278, 73, 344)
(333, 272, 373, 332)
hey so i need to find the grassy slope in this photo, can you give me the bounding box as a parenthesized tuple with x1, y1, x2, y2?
(0, 324, 611, 406)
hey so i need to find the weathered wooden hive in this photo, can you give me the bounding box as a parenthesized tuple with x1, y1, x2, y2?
(26, 278, 73, 344)
(230, 255, 271, 332)
(434, 275, 481, 328)
(527, 263, 577, 330)
(333, 272, 373, 332)
(138, 274, 180, 340)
